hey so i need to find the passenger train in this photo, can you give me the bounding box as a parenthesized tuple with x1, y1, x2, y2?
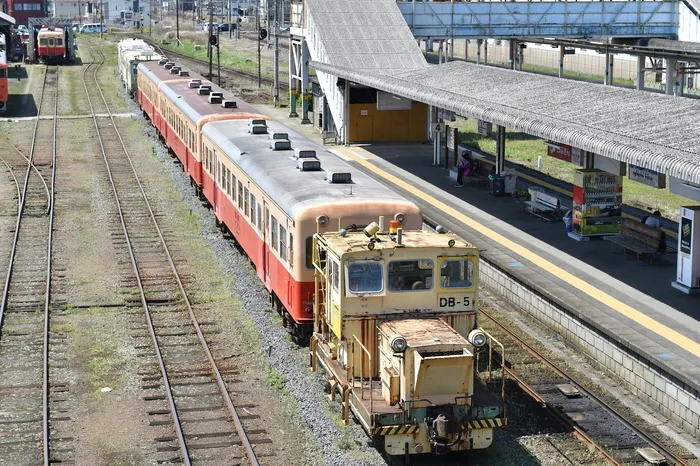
(121, 41, 507, 457)
(0, 34, 7, 112)
(117, 39, 164, 97)
(37, 26, 66, 63)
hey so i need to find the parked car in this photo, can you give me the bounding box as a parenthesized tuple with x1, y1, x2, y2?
(16, 25, 29, 34)
(79, 23, 107, 34)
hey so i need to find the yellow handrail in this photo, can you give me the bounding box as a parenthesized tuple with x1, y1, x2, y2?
(350, 334, 373, 413)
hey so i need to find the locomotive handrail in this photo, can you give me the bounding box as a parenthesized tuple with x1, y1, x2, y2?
(350, 335, 373, 414)
(481, 329, 506, 419)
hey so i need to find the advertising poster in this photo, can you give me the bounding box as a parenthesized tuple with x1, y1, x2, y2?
(681, 217, 692, 254)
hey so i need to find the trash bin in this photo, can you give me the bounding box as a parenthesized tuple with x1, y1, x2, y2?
(488, 174, 505, 196)
(503, 168, 517, 194)
(563, 210, 573, 234)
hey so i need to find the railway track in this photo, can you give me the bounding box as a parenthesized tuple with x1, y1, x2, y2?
(81, 40, 268, 465)
(0, 65, 61, 465)
(142, 37, 288, 91)
(479, 305, 694, 466)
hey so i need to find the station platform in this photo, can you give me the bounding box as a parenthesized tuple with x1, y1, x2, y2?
(257, 104, 700, 436)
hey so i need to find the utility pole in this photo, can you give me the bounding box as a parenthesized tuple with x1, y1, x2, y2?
(273, 0, 278, 106)
(209, 1, 214, 80)
(176, 0, 179, 41)
(99, 0, 103, 39)
(228, 0, 231, 39)
(257, 0, 261, 88)
(217, 29, 221, 85)
(149, 0, 152, 36)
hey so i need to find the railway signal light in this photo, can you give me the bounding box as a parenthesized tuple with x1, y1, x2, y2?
(209, 34, 218, 46)
(259, 28, 267, 40)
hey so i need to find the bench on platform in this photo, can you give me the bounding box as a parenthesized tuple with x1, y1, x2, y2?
(604, 218, 663, 264)
(524, 191, 561, 221)
(322, 130, 338, 145)
(463, 174, 489, 188)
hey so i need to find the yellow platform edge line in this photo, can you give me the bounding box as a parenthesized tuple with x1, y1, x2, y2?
(338, 147, 700, 358)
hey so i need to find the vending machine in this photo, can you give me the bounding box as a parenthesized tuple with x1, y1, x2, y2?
(672, 206, 700, 294)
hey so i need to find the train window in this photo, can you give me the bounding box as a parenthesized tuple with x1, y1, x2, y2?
(250, 195, 257, 228)
(331, 260, 339, 291)
(231, 174, 236, 200)
(305, 237, 313, 269)
(271, 217, 278, 251)
(388, 260, 434, 292)
(280, 226, 288, 262)
(289, 233, 294, 267)
(237, 181, 243, 207)
(225, 168, 231, 196)
(40, 39, 48, 46)
(0, 69, 5, 78)
(347, 261, 383, 294)
(256, 203, 262, 233)
(440, 259, 475, 289)
(244, 188, 250, 217)
(56, 39, 63, 46)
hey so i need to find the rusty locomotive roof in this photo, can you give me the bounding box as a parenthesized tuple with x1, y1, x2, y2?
(321, 230, 477, 254)
(380, 319, 468, 348)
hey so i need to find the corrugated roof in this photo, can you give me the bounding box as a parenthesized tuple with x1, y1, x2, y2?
(312, 60, 700, 185)
(0, 12, 16, 25)
(203, 119, 416, 219)
(304, 0, 427, 73)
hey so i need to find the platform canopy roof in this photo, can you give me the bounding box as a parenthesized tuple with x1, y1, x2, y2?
(0, 12, 16, 25)
(312, 59, 700, 185)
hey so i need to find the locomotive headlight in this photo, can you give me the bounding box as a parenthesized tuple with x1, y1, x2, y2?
(448, 239, 456, 247)
(390, 336, 408, 353)
(395, 213, 406, 224)
(367, 242, 375, 251)
(468, 329, 487, 348)
(317, 215, 329, 226)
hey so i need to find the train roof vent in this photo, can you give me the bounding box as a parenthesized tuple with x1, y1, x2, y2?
(248, 124, 268, 135)
(268, 132, 288, 140)
(208, 94, 223, 104)
(158, 59, 168, 65)
(325, 170, 352, 184)
(169, 66, 181, 74)
(298, 159, 322, 172)
(210, 91, 223, 99)
(221, 100, 237, 108)
(294, 148, 316, 159)
(270, 139, 292, 151)
(248, 118, 267, 127)
(164, 62, 175, 69)
(199, 85, 212, 91)
(178, 70, 190, 77)
(197, 88, 211, 96)
(188, 79, 202, 88)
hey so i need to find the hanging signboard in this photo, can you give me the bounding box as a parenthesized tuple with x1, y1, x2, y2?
(377, 91, 412, 111)
(628, 164, 666, 189)
(446, 127, 457, 151)
(477, 120, 492, 136)
(669, 177, 700, 202)
(571, 147, 582, 167)
(439, 108, 456, 121)
(544, 141, 572, 162)
(594, 156, 626, 176)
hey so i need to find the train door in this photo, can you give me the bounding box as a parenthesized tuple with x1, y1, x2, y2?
(263, 203, 270, 287)
(48, 37, 55, 56)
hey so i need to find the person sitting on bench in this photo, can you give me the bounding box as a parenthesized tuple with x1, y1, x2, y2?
(455, 152, 474, 187)
(644, 210, 661, 228)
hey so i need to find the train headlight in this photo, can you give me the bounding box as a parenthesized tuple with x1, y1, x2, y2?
(468, 329, 487, 348)
(317, 215, 329, 226)
(367, 242, 375, 251)
(390, 336, 408, 353)
(448, 239, 456, 247)
(395, 213, 406, 224)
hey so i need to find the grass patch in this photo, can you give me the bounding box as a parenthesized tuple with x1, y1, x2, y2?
(160, 38, 259, 75)
(267, 367, 287, 392)
(451, 117, 699, 221)
(87, 341, 123, 393)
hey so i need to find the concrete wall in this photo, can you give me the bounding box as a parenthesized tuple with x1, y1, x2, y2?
(478, 257, 700, 438)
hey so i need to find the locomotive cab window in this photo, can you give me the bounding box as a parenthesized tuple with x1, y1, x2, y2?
(305, 237, 314, 270)
(388, 260, 433, 292)
(40, 39, 48, 46)
(439, 258, 475, 289)
(56, 39, 63, 46)
(346, 261, 383, 295)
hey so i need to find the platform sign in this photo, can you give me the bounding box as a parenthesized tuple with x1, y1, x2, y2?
(571, 147, 582, 166)
(477, 120, 492, 136)
(629, 164, 666, 189)
(439, 108, 455, 121)
(545, 141, 572, 162)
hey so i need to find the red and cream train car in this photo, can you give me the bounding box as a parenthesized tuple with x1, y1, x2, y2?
(202, 119, 421, 342)
(37, 26, 66, 63)
(135, 60, 422, 342)
(137, 61, 263, 190)
(0, 34, 7, 112)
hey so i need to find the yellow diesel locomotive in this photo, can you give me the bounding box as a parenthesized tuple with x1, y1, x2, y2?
(310, 218, 507, 458)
